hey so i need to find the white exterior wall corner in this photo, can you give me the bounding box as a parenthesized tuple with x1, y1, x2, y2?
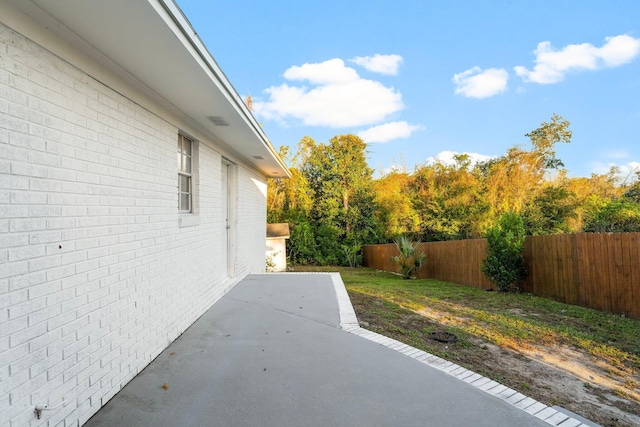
(0, 16, 268, 427)
(236, 167, 268, 276)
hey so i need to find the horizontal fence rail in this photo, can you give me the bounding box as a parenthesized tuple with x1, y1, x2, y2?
(363, 233, 640, 319)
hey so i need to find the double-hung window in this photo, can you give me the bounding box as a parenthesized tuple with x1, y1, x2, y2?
(178, 134, 193, 212)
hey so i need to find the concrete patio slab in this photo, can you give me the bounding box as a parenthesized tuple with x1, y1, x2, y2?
(85, 273, 590, 427)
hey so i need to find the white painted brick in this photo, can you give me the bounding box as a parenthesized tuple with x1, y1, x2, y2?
(27, 303, 62, 327)
(29, 230, 61, 244)
(46, 309, 76, 333)
(8, 271, 46, 291)
(46, 140, 75, 158)
(60, 274, 86, 291)
(0, 174, 30, 191)
(28, 205, 61, 217)
(9, 408, 35, 427)
(10, 190, 46, 204)
(0, 344, 28, 372)
(8, 244, 46, 261)
(0, 232, 29, 249)
(0, 317, 28, 340)
(45, 242, 74, 257)
(29, 329, 62, 353)
(28, 150, 60, 170)
(8, 218, 46, 232)
(0, 112, 28, 133)
(10, 160, 48, 177)
(29, 176, 63, 193)
(63, 355, 89, 383)
(0, 143, 29, 162)
(61, 227, 87, 241)
(0, 362, 8, 384)
(4, 361, 30, 391)
(27, 280, 60, 300)
(46, 355, 75, 383)
(72, 294, 100, 319)
(47, 166, 75, 182)
(61, 316, 89, 338)
(61, 251, 88, 267)
(28, 255, 61, 272)
(0, 289, 28, 310)
(8, 296, 47, 320)
(9, 346, 47, 378)
(62, 336, 89, 361)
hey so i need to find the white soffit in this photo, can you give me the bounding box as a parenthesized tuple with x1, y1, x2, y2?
(12, 0, 289, 178)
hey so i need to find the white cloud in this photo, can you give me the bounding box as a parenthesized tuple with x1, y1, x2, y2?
(283, 58, 359, 84)
(606, 149, 630, 159)
(452, 67, 509, 99)
(253, 58, 404, 128)
(592, 161, 640, 178)
(427, 150, 495, 166)
(350, 54, 404, 75)
(515, 34, 640, 84)
(357, 121, 424, 143)
(621, 162, 640, 178)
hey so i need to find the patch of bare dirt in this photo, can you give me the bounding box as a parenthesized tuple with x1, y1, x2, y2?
(475, 339, 640, 427)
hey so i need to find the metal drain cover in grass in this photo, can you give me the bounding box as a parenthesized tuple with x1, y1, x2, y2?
(430, 331, 458, 343)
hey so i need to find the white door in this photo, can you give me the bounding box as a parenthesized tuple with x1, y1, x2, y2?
(221, 161, 228, 276)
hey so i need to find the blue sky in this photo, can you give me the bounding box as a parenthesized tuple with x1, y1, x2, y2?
(175, 0, 640, 179)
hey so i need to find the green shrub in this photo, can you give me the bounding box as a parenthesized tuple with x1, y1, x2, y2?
(287, 217, 318, 265)
(482, 212, 527, 292)
(392, 236, 426, 279)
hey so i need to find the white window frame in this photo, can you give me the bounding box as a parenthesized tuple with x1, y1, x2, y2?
(178, 134, 193, 213)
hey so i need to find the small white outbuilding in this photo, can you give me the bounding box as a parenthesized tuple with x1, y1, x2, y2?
(266, 223, 290, 272)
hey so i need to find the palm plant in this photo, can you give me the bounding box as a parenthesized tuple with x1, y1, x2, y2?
(392, 236, 426, 279)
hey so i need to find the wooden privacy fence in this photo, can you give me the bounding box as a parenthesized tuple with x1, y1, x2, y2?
(362, 233, 640, 319)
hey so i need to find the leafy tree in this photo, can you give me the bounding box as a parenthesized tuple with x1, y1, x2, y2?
(374, 171, 421, 240)
(482, 212, 527, 292)
(563, 168, 626, 232)
(286, 212, 319, 265)
(522, 185, 576, 235)
(480, 114, 572, 222)
(583, 199, 640, 233)
(268, 114, 640, 268)
(270, 134, 381, 266)
(525, 113, 572, 169)
(623, 175, 640, 203)
(410, 155, 488, 241)
(267, 146, 313, 223)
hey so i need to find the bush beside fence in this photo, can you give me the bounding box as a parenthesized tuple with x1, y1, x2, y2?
(362, 233, 640, 319)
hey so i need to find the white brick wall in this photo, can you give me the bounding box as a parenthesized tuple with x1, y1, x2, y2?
(0, 20, 268, 427)
(236, 169, 269, 277)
